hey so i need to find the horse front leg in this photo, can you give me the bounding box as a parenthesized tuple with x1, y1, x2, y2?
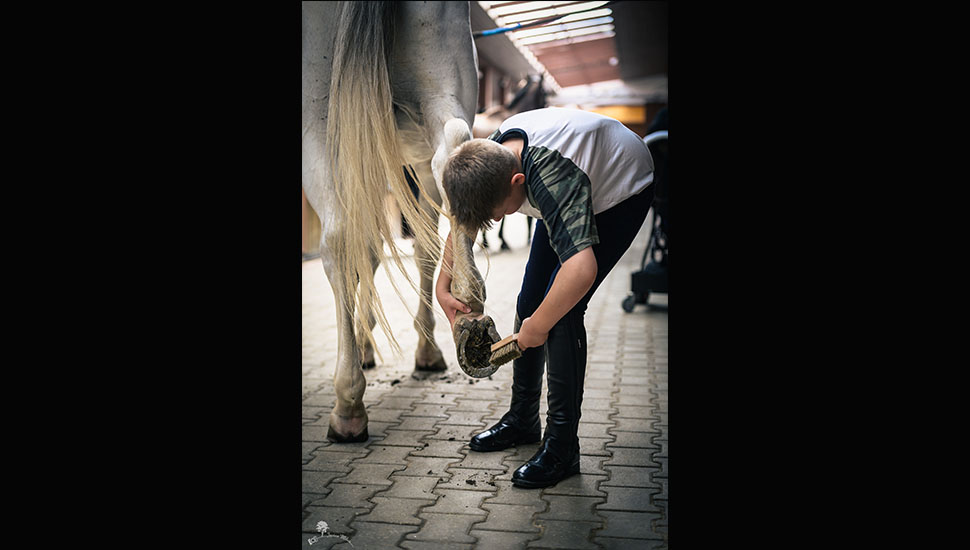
(428, 118, 501, 378)
(450, 229, 502, 378)
(355, 297, 379, 370)
(411, 162, 447, 372)
(320, 233, 369, 443)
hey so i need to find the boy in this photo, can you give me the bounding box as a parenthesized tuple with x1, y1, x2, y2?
(435, 107, 656, 488)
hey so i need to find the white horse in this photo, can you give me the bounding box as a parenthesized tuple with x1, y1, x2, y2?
(302, 1, 498, 442)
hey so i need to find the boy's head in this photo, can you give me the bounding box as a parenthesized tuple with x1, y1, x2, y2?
(443, 138, 524, 233)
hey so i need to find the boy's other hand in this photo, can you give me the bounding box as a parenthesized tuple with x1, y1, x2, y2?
(436, 287, 472, 326)
(517, 316, 549, 350)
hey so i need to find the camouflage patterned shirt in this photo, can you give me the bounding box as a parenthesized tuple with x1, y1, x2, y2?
(488, 108, 654, 264)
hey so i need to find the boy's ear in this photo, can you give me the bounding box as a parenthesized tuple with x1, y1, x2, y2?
(511, 173, 526, 187)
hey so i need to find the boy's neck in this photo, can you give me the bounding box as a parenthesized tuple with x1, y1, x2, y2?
(502, 137, 525, 167)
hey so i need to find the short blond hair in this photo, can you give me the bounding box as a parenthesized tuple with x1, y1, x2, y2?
(442, 139, 520, 233)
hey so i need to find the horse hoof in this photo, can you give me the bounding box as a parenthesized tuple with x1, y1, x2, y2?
(327, 424, 369, 443)
(415, 357, 447, 372)
(453, 315, 501, 378)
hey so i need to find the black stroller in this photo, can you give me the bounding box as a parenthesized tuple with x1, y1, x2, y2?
(623, 128, 668, 313)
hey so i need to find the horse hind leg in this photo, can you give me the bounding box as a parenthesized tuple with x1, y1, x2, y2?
(319, 233, 370, 443)
(410, 161, 448, 372)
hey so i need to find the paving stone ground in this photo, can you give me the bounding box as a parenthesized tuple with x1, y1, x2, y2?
(303, 213, 668, 549)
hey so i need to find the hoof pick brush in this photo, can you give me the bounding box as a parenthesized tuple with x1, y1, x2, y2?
(489, 333, 522, 366)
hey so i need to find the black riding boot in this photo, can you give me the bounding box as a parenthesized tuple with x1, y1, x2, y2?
(512, 310, 586, 488)
(469, 314, 544, 452)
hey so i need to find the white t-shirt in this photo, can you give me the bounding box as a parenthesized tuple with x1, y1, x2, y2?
(495, 107, 655, 217)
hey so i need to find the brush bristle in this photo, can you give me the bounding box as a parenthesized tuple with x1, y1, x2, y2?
(489, 341, 522, 366)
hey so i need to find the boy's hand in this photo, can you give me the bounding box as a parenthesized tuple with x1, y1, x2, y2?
(436, 283, 472, 326)
(516, 316, 549, 350)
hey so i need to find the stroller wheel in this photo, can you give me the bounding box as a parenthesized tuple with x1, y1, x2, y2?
(622, 294, 638, 313)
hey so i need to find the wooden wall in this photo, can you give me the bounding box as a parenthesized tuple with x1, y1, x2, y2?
(302, 188, 321, 259)
(586, 102, 667, 138)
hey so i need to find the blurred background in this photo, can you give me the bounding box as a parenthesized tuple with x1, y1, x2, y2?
(302, 0, 668, 260)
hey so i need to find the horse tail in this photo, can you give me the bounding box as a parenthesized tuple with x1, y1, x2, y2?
(327, 1, 443, 360)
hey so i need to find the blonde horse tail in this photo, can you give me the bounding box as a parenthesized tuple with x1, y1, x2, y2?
(327, 1, 443, 360)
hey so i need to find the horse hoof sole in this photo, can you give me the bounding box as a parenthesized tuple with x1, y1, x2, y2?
(454, 315, 502, 378)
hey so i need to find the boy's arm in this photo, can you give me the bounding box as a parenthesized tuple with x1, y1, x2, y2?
(518, 247, 597, 349)
(435, 230, 472, 325)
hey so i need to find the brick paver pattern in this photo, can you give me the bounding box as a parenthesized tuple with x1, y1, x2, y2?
(303, 213, 667, 549)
